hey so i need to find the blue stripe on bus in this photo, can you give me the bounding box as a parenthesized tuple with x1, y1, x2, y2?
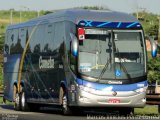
(76, 78, 148, 91)
(97, 22, 111, 27)
(126, 22, 138, 28)
(117, 22, 122, 28)
(84, 20, 93, 27)
(78, 20, 142, 29)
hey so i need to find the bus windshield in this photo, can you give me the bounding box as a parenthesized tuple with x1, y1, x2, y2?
(78, 28, 146, 80)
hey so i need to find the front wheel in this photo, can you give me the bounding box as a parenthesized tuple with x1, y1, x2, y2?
(60, 87, 72, 115)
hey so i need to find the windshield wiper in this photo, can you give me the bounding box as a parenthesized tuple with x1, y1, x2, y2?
(96, 58, 110, 82)
(116, 48, 131, 80)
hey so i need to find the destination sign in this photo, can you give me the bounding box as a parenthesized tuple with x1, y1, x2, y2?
(85, 29, 109, 35)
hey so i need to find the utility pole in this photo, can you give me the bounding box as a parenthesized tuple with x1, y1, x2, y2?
(19, 6, 29, 23)
(37, 10, 40, 17)
(10, 9, 14, 24)
(136, 5, 139, 19)
(19, 10, 22, 23)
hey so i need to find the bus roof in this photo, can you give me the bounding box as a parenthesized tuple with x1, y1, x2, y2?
(7, 9, 139, 29)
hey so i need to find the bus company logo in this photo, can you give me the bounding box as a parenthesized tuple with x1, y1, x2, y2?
(108, 81, 122, 84)
(39, 56, 54, 69)
(112, 91, 117, 96)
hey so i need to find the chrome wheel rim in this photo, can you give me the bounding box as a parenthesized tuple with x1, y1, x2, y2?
(15, 93, 19, 105)
(62, 95, 67, 111)
(21, 93, 25, 108)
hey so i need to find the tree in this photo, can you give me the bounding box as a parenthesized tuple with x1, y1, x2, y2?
(0, 33, 4, 53)
(147, 58, 160, 84)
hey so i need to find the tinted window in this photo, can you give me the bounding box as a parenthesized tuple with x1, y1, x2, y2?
(30, 25, 45, 53)
(10, 29, 24, 54)
(42, 24, 54, 53)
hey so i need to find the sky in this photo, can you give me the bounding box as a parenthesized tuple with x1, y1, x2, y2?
(0, 0, 159, 14)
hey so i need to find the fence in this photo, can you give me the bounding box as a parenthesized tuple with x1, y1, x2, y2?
(0, 90, 3, 97)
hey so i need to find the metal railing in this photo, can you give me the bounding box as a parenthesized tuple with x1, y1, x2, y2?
(0, 90, 3, 97)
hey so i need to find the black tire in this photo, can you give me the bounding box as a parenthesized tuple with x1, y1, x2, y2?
(13, 86, 21, 111)
(60, 87, 72, 115)
(20, 88, 30, 111)
(119, 108, 134, 116)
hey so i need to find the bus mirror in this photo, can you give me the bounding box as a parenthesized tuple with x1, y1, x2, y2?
(70, 33, 78, 57)
(147, 36, 157, 58)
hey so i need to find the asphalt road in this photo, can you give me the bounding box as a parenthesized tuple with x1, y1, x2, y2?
(0, 104, 90, 120)
(1, 104, 121, 120)
(0, 104, 160, 120)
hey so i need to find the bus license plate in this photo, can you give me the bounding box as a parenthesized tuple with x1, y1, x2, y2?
(108, 99, 120, 103)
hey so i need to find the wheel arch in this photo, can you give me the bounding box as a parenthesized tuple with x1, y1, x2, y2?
(60, 81, 67, 93)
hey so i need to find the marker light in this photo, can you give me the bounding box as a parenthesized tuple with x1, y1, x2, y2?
(78, 28, 85, 40)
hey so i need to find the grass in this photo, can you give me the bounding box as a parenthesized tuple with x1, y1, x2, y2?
(0, 97, 3, 103)
(135, 105, 160, 115)
(0, 97, 13, 105)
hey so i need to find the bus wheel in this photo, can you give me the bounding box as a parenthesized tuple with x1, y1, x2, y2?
(13, 86, 21, 111)
(20, 88, 30, 111)
(60, 87, 72, 115)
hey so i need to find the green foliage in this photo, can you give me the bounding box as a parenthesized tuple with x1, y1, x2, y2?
(75, 6, 110, 11)
(0, 33, 4, 52)
(0, 10, 40, 20)
(82, 6, 106, 10)
(133, 12, 159, 39)
(0, 63, 3, 90)
(43, 11, 53, 15)
(147, 57, 160, 84)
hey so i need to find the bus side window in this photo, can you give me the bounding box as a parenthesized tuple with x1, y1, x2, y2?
(43, 24, 54, 53)
(10, 29, 24, 54)
(19, 27, 27, 52)
(4, 31, 10, 54)
(4, 44, 9, 54)
(30, 25, 44, 53)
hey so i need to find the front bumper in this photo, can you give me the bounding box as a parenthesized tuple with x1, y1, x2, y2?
(75, 89, 146, 108)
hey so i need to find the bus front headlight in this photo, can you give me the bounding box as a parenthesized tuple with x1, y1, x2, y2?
(135, 87, 147, 93)
(79, 85, 96, 93)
